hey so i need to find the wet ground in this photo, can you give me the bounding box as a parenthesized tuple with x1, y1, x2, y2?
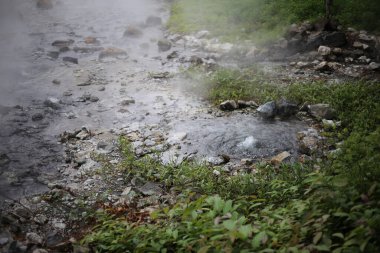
(0, 0, 307, 202)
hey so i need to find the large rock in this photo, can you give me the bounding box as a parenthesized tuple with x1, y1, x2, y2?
(99, 47, 128, 60)
(123, 26, 143, 38)
(308, 104, 336, 120)
(306, 32, 347, 51)
(276, 99, 298, 118)
(157, 39, 172, 52)
(257, 101, 276, 119)
(37, 0, 52, 9)
(219, 100, 238, 111)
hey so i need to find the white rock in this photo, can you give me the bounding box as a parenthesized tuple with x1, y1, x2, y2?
(318, 46, 331, 56)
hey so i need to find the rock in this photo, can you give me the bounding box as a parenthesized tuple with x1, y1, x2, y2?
(123, 26, 143, 38)
(45, 231, 64, 248)
(44, 97, 60, 110)
(52, 40, 74, 48)
(146, 16, 162, 26)
(89, 96, 99, 102)
(33, 249, 49, 253)
(271, 151, 291, 165)
(306, 31, 346, 50)
(26, 233, 43, 245)
(314, 61, 331, 71)
(318, 45, 331, 56)
(257, 101, 276, 119)
(37, 0, 52, 9)
(207, 156, 228, 166)
(73, 47, 104, 53)
(0, 153, 10, 166)
(299, 136, 319, 155)
(121, 99, 136, 106)
(157, 39, 172, 52)
(167, 51, 179, 59)
(276, 99, 298, 118)
(195, 30, 210, 39)
(189, 55, 203, 65)
(47, 51, 59, 59)
(138, 182, 162, 196)
(167, 132, 187, 145)
(52, 79, 61, 85)
(96, 141, 114, 154)
(84, 36, 99, 45)
(308, 104, 336, 120)
(99, 47, 128, 60)
(369, 62, 380, 70)
(219, 100, 238, 111)
(213, 170, 221, 176)
(33, 214, 48, 225)
(0, 237, 9, 246)
(63, 57, 78, 64)
(32, 113, 44, 121)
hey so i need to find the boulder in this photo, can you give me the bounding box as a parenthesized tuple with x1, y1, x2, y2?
(276, 99, 298, 118)
(369, 62, 380, 70)
(308, 104, 336, 120)
(157, 39, 172, 52)
(306, 31, 347, 51)
(37, 0, 52, 9)
(314, 61, 331, 71)
(257, 101, 276, 119)
(219, 100, 238, 111)
(123, 26, 143, 38)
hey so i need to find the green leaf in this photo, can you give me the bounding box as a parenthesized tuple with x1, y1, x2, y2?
(332, 176, 348, 187)
(313, 232, 323, 245)
(332, 233, 344, 239)
(238, 225, 253, 239)
(223, 220, 237, 231)
(252, 231, 268, 249)
(198, 246, 210, 253)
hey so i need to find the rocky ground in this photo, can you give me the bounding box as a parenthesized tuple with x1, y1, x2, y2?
(0, 0, 379, 252)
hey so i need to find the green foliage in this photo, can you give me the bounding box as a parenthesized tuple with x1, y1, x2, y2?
(168, 0, 380, 45)
(83, 174, 380, 252)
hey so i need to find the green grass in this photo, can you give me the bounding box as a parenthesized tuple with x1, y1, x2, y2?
(167, 0, 380, 45)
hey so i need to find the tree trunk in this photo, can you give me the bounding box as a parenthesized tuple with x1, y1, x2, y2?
(325, 0, 333, 19)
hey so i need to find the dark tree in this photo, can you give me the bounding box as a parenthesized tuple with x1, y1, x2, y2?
(325, 0, 333, 19)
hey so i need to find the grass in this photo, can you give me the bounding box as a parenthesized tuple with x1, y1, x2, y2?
(167, 0, 380, 45)
(81, 66, 380, 251)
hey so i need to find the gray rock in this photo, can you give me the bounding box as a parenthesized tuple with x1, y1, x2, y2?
(123, 26, 143, 38)
(37, 0, 52, 9)
(219, 100, 238, 111)
(0, 237, 9, 246)
(97, 141, 114, 154)
(45, 231, 64, 248)
(89, 96, 99, 102)
(47, 51, 59, 59)
(318, 46, 331, 56)
(146, 16, 162, 26)
(276, 99, 298, 118)
(52, 40, 73, 48)
(207, 156, 227, 166)
(157, 39, 172, 52)
(308, 104, 336, 120)
(63, 57, 78, 64)
(121, 99, 136, 106)
(257, 101, 276, 119)
(0, 154, 11, 166)
(369, 62, 380, 70)
(44, 97, 61, 110)
(138, 182, 162, 196)
(33, 214, 48, 225)
(26, 232, 43, 245)
(32, 113, 44, 121)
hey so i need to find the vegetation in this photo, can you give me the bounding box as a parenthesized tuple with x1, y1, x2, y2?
(80, 1, 380, 251)
(168, 0, 380, 44)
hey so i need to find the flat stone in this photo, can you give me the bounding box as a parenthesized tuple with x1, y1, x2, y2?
(271, 151, 291, 165)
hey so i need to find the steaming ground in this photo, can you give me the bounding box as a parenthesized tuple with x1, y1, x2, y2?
(0, 0, 307, 201)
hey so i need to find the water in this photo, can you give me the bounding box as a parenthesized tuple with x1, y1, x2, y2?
(0, 0, 307, 202)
